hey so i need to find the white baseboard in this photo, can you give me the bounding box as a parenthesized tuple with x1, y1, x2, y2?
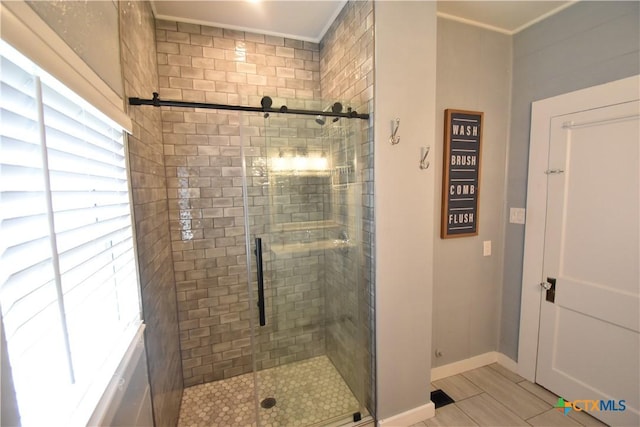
(496, 352, 518, 373)
(375, 353, 517, 426)
(378, 402, 435, 427)
(431, 351, 518, 381)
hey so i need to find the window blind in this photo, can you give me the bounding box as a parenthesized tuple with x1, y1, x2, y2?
(0, 41, 141, 426)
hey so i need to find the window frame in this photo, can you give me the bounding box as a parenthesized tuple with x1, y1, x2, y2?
(0, 0, 132, 132)
(0, 0, 144, 424)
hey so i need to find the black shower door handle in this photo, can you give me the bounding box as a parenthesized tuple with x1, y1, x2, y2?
(255, 237, 266, 326)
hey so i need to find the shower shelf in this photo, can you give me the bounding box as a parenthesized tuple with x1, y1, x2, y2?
(270, 239, 354, 256)
(270, 170, 331, 177)
(271, 220, 340, 233)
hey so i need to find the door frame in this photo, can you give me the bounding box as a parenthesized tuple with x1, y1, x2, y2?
(517, 74, 640, 381)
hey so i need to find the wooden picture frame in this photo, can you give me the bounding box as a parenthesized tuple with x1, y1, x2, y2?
(441, 109, 483, 238)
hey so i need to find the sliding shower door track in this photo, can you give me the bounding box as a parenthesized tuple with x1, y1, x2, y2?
(129, 93, 370, 120)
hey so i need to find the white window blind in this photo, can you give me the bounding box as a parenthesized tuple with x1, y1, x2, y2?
(0, 41, 141, 426)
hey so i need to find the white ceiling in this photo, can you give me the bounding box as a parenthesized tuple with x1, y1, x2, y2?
(152, 1, 347, 43)
(437, 0, 575, 34)
(151, 0, 577, 43)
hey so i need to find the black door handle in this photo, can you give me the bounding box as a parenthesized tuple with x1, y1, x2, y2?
(255, 237, 266, 326)
(545, 277, 556, 303)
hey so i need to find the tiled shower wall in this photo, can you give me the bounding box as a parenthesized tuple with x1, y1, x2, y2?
(119, 1, 183, 425)
(154, 20, 332, 386)
(320, 0, 375, 414)
(254, 115, 330, 375)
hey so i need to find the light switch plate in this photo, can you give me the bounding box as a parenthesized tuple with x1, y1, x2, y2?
(483, 240, 491, 256)
(509, 207, 526, 224)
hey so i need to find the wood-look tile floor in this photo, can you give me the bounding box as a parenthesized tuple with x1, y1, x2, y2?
(411, 363, 608, 427)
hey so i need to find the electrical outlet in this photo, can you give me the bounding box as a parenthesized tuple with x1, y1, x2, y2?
(483, 240, 491, 256)
(509, 207, 526, 224)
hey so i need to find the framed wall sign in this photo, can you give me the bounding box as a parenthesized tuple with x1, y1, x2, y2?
(441, 109, 483, 238)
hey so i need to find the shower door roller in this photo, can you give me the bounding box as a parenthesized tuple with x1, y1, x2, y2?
(254, 237, 266, 326)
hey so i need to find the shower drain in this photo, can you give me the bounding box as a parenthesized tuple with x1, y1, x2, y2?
(260, 397, 276, 409)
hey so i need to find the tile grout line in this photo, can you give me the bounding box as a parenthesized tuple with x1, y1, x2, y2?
(487, 363, 524, 383)
(466, 367, 553, 409)
(450, 401, 482, 427)
(472, 392, 537, 427)
(514, 379, 585, 424)
(431, 364, 593, 427)
(458, 368, 552, 425)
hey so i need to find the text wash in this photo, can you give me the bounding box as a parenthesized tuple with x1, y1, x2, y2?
(452, 124, 478, 137)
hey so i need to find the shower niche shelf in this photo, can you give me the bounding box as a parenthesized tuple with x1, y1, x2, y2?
(269, 170, 331, 177)
(271, 220, 340, 233)
(270, 239, 354, 256)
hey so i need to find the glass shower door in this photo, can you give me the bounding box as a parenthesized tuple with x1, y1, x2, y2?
(241, 108, 370, 426)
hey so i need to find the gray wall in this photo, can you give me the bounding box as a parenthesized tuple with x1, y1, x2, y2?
(120, 1, 184, 424)
(501, 0, 640, 360)
(374, 1, 437, 421)
(434, 18, 511, 367)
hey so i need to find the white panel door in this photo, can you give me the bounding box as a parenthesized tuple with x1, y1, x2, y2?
(536, 100, 640, 426)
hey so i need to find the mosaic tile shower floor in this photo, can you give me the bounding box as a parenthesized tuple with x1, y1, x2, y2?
(178, 356, 361, 427)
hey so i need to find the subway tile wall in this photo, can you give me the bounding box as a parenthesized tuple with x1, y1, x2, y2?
(253, 121, 331, 374)
(154, 2, 376, 412)
(119, 1, 183, 425)
(320, 0, 375, 415)
(155, 19, 332, 386)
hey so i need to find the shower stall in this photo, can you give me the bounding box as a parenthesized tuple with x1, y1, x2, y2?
(156, 95, 374, 426)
